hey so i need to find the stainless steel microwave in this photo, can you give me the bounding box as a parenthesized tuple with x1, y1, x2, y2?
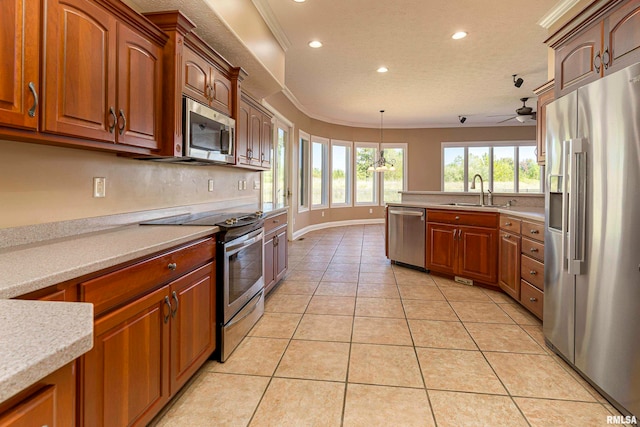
(184, 97, 235, 164)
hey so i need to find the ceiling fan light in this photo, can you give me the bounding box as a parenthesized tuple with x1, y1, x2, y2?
(308, 40, 323, 48)
(452, 31, 468, 40)
(515, 115, 532, 123)
(377, 66, 389, 73)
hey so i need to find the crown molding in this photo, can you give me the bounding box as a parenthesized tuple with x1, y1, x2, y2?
(537, 0, 581, 29)
(251, 0, 291, 52)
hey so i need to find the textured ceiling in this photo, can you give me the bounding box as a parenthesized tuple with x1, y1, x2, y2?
(127, 0, 559, 128)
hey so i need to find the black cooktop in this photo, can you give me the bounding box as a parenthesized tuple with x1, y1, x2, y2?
(141, 210, 264, 228)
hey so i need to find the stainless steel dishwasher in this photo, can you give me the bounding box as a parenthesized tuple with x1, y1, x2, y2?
(387, 206, 427, 270)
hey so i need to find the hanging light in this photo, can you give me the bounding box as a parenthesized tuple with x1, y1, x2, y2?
(368, 110, 396, 172)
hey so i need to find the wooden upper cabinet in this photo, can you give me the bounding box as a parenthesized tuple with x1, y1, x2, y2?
(249, 107, 262, 167)
(605, 0, 640, 74)
(0, 0, 40, 130)
(182, 48, 211, 106)
(211, 74, 231, 116)
(116, 23, 162, 150)
(43, 0, 117, 141)
(554, 22, 603, 96)
(533, 80, 554, 166)
(236, 99, 251, 165)
(261, 114, 273, 168)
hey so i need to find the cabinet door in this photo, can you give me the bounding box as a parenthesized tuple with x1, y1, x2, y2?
(170, 262, 216, 394)
(554, 22, 603, 96)
(44, 0, 117, 141)
(0, 0, 40, 130)
(260, 114, 273, 169)
(236, 99, 251, 165)
(426, 223, 456, 275)
(264, 236, 275, 293)
(83, 285, 170, 427)
(182, 48, 211, 106)
(458, 225, 498, 284)
(211, 73, 231, 116)
(275, 229, 288, 283)
(249, 107, 262, 167)
(534, 81, 554, 166)
(604, 1, 640, 74)
(116, 23, 161, 150)
(498, 231, 521, 299)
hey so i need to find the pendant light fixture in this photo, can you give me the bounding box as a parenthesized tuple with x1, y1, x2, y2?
(368, 110, 396, 172)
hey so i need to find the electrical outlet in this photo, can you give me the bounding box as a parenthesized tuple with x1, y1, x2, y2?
(369, 208, 373, 214)
(253, 181, 260, 190)
(93, 177, 106, 198)
(238, 180, 243, 191)
(243, 180, 247, 190)
(321, 211, 325, 217)
(208, 179, 214, 192)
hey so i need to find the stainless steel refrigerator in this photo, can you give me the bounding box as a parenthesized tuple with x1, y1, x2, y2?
(544, 61, 640, 417)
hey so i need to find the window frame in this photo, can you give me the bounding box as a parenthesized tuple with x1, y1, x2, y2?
(353, 142, 380, 206)
(380, 142, 408, 204)
(441, 140, 542, 193)
(310, 135, 330, 209)
(329, 139, 353, 208)
(297, 130, 311, 213)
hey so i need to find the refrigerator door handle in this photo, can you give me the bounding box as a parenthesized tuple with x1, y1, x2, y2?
(568, 138, 587, 275)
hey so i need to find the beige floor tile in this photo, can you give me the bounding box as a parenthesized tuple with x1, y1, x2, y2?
(408, 319, 477, 350)
(440, 285, 493, 302)
(360, 256, 391, 265)
(156, 373, 269, 427)
(398, 284, 446, 301)
(485, 352, 596, 401)
(293, 314, 353, 342)
(301, 254, 333, 263)
(499, 303, 542, 325)
(449, 301, 515, 324)
(212, 337, 289, 376)
(349, 343, 424, 388)
(291, 261, 330, 271)
(548, 352, 610, 404)
(315, 281, 358, 297)
(330, 256, 362, 264)
(430, 275, 460, 287)
(355, 297, 405, 318)
(429, 390, 528, 427)
(249, 378, 344, 427)
(520, 324, 551, 354)
(343, 384, 435, 427)
(322, 269, 360, 283)
(358, 272, 396, 284)
(285, 270, 326, 282)
(464, 323, 546, 353)
(271, 280, 318, 295)
(352, 317, 413, 345)
(248, 313, 302, 339)
(326, 262, 361, 272)
(306, 295, 356, 315)
(417, 348, 507, 395)
(357, 283, 400, 298)
(515, 398, 614, 427)
(275, 340, 350, 381)
(402, 300, 459, 321)
(395, 276, 437, 286)
(362, 264, 394, 273)
(483, 288, 517, 304)
(265, 293, 311, 314)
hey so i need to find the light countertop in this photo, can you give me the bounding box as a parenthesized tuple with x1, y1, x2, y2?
(387, 202, 544, 222)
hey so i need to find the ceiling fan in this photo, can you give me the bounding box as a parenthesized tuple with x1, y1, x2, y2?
(497, 98, 537, 123)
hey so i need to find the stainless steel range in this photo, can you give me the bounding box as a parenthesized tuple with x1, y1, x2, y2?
(142, 210, 265, 361)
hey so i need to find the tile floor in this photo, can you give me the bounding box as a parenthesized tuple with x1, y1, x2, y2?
(155, 224, 622, 427)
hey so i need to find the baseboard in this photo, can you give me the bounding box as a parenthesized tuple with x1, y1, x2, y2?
(292, 218, 384, 240)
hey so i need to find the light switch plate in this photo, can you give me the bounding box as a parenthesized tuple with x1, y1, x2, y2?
(208, 179, 214, 192)
(93, 177, 106, 198)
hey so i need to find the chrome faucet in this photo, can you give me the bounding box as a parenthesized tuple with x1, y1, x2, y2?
(470, 174, 485, 206)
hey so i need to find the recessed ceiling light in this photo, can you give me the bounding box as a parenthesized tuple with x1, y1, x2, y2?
(293, 0, 305, 2)
(308, 40, 323, 48)
(452, 31, 468, 40)
(377, 66, 388, 73)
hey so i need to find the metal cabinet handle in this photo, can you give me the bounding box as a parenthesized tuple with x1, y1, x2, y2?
(603, 47, 610, 70)
(530, 229, 539, 234)
(168, 262, 177, 270)
(273, 219, 280, 224)
(247, 148, 253, 159)
(28, 82, 38, 117)
(163, 296, 171, 324)
(455, 216, 460, 220)
(118, 109, 126, 135)
(171, 291, 179, 318)
(594, 51, 602, 73)
(504, 221, 512, 226)
(529, 270, 537, 275)
(529, 297, 537, 302)
(530, 247, 539, 253)
(108, 107, 117, 133)
(261, 153, 265, 162)
(503, 234, 511, 239)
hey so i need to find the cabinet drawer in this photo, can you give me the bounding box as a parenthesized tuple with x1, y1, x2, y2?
(264, 212, 287, 234)
(522, 237, 544, 262)
(428, 210, 498, 228)
(522, 221, 544, 242)
(81, 237, 215, 316)
(520, 280, 543, 319)
(0, 385, 54, 427)
(521, 255, 544, 290)
(500, 215, 521, 233)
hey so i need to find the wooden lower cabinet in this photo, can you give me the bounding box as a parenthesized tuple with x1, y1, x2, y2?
(427, 210, 498, 284)
(264, 212, 288, 294)
(0, 362, 76, 427)
(498, 231, 521, 299)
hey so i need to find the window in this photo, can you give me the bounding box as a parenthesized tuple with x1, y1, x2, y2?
(263, 124, 289, 211)
(442, 141, 542, 193)
(381, 144, 406, 204)
(298, 131, 310, 212)
(311, 136, 329, 208)
(330, 140, 352, 206)
(355, 143, 378, 205)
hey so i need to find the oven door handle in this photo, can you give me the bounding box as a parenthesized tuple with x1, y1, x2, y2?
(226, 290, 264, 328)
(225, 230, 264, 254)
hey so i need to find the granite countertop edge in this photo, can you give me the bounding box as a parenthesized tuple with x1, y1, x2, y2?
(387, 202, 545, 221)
